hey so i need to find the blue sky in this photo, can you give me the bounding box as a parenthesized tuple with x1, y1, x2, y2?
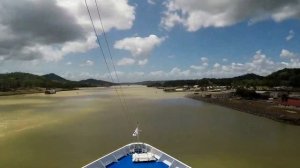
(0, 0, 300, 82)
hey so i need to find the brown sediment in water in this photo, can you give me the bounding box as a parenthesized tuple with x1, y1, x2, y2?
(187, 94, 300, 125)
(1, 87, 300, 168)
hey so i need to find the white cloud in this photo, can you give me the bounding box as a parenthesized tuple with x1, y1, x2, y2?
(138, 59, 148, 66)
(280, 49, 296, 58)
(103, 71, 124, 80)
(114, 34, 165, 66)
(147, 0, 156, 5)
(114, 35, 165, 59)
(202, 62, 208, 66)
(286, 30, 295, 41)
(222, 58, 228, 62)
(161, 11, 183, 30)
(213, 63, 221, 68)
(168, 55, 175, 59)
(200, 57, 208, 62)
(188, 50, 288, 78)
(66, 61, 72, 65)
(190, 65, 206, 70)
(57, 0, 135, 32)
(190, 61, 208, 70)
(149, 67, 191, 80)
(61, 34, 98, 55)
(0, 0, 135, 62)
(117, 57, 135, 66)
(161, 0, 300, 31)
(80, 60, 94, 67)
(131, 72, 145, 76)
(61, 49, 300, 81)
(149, 70, 165, 76)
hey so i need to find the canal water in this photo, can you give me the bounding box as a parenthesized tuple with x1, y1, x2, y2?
(0, 86, 299, 168)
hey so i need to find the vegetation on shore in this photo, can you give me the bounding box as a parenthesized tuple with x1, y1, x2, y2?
(0, 72, 113, 93)
(1, 68, 299, 96)
(187, 94, 300, 125)
(143, 68, 300, 88)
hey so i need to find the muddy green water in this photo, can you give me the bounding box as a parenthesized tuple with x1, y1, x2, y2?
(0, 86, 299, 168)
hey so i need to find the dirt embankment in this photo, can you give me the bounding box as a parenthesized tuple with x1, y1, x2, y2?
(187, 94, 300, 125)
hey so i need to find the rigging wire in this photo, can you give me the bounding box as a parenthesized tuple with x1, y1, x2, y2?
(93, 0, 134, 124)
(84, 0, 133, 130)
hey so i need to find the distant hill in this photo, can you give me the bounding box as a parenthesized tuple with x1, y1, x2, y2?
(79, 79, 113, 87)
(142, 68, 300, 88)
(266, 68, 300, 87)
(43, 73, 69, 83)
(233, 73, 264, 80)
(0, 68, 299, 92)
(0, 72, 113, 92)
(0, 72, 48, 91)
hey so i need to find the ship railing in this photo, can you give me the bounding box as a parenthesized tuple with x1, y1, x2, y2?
(82, 142, 191, 168)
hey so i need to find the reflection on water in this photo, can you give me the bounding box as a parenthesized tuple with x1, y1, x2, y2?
(0, 86, 299, 168)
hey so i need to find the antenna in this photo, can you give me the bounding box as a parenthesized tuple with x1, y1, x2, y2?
(132, 122, 141, 142)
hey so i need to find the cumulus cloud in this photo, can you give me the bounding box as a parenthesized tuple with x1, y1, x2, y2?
(114, 35, 164, 58)
(190, 60, 209, 70)
(286, 30, 295, 41)
(114, 34, 164, 65)
(80, 60, 94, 67)
(190, 65, 206, 71)
(278, 49, 300, 68)
(213, 63, 221, 68)
(147, 0, 156, 5)
(0, 0, 135, 62)
(280, 49, 296, 58)
(188, 50, 291, 78)
(148, 67, 192, 80)
(61, 49, 300, 81)
(138, 59, 148, 66)
(161, 0, 300, 31)
(200, 57, 208, 62)
(117, 57, 135, 66)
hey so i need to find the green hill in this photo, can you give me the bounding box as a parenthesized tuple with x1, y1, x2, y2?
(43, 73, 70, 83)
(0, 72, 113, 92)
(143, 68, 300, 88)
(0, 72, 48, 91)
(78, 79, 113, 87)
(0, 68, 299, 92)
(266, 68, 300, 87)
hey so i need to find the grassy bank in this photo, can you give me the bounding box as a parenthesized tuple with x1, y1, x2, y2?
(187, 94, 300, 125)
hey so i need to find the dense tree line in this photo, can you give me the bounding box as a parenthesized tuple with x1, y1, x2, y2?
(145, 68, 300, 88)
(0, 72, 113, 92)
(1, 68, 299, 92)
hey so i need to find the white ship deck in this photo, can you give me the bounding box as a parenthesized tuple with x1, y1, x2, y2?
(82, 143, 191, 168)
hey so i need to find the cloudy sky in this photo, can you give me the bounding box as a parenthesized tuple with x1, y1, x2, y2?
(0, 0, 300, 82)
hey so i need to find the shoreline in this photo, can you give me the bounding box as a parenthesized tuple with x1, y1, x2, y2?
(0, 88, 77, 96)
(186, 94, 300, 126)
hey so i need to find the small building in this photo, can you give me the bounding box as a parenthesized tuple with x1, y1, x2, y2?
(175, 88, 185, 92)
(256, 91, 271, 98)
(270, 92, 280, 98)
(45, 88, 56, 94)
(280, 95, 300, 107)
